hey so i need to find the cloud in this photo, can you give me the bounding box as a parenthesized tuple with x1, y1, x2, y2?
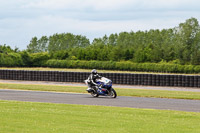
(22, 0, 200, 11)
(23, 0, 136, 11)
(0, 0, 200, 49)
(0, 14, 184, 49)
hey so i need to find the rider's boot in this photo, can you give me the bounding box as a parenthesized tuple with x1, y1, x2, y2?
(86, 83, 93, 92)
(86, 87, 92, 92)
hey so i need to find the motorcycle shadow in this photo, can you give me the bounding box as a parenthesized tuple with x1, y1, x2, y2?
(85, 95, 117, 99)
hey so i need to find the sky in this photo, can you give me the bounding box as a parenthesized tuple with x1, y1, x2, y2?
(0, 0, 200, 50)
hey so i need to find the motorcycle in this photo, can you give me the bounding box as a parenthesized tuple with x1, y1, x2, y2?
(85, 77, 117, 98)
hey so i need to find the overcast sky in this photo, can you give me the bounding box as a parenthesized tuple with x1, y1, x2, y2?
(0, 0, 200, 50)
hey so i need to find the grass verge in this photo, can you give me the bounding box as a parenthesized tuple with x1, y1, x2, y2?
(0, 100, 200, 133)
(1, 83, 200, 100)
(0, 67, 197, 75)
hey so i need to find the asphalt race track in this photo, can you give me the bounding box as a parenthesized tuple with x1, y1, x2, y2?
(0, 89, 200, 112)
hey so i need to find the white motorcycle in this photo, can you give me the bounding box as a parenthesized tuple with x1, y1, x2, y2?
(85, 77, 117, 98)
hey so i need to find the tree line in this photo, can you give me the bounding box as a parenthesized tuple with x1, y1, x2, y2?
(26, 17, 200, 65)
(1, 17, 200, 73)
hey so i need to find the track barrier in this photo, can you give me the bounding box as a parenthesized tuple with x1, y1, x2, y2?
(0, 70, 199, 87)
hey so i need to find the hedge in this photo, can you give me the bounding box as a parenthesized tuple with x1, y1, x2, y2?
(1, 52, 200, 74)
(44, 59, 200, 74)
(0, 53, 23, 67)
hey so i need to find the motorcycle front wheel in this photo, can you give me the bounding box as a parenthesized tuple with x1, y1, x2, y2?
(109, 88, 117, 98)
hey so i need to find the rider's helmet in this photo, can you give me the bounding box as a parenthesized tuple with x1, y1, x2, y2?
(91, 69, 97, 75)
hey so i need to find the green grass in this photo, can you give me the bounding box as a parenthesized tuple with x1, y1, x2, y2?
(1, 83, 200, 100)
(0, 100, 200, 133)
(0, 83, 85, 93)
(0, 67, 198, 75)
(0, 67, 141, 73)
(116, 88, 200, 100)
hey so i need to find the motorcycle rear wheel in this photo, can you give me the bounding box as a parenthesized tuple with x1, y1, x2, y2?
(91, 91, 99, 97)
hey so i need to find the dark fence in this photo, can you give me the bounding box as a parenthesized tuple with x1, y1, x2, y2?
(0, 70, 200, 87)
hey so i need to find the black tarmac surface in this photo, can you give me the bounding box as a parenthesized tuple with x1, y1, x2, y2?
(0, 89, 200, 112)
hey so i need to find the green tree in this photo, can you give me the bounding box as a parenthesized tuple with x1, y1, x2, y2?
(48, 33, 90, 53)
(38, 36, 48, 52)
(174, 17, 200, 64)
(27, 37, 39, 53)
(108, 33, 118, 46)
(20, 51, 32, 66)
(191, 32, 200, 64)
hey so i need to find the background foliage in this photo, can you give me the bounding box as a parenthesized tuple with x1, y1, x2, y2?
(1, 18, 200, 73)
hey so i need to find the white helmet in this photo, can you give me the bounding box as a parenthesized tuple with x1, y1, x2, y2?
(91, 69, 97, 74)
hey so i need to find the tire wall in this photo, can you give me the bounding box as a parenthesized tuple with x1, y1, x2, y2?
(0, 70, 199, 87)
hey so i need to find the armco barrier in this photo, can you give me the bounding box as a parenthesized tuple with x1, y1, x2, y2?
(0, 70, 199, 87)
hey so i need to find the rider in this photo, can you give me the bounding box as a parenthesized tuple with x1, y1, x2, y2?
(86, 69, 102, 92)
